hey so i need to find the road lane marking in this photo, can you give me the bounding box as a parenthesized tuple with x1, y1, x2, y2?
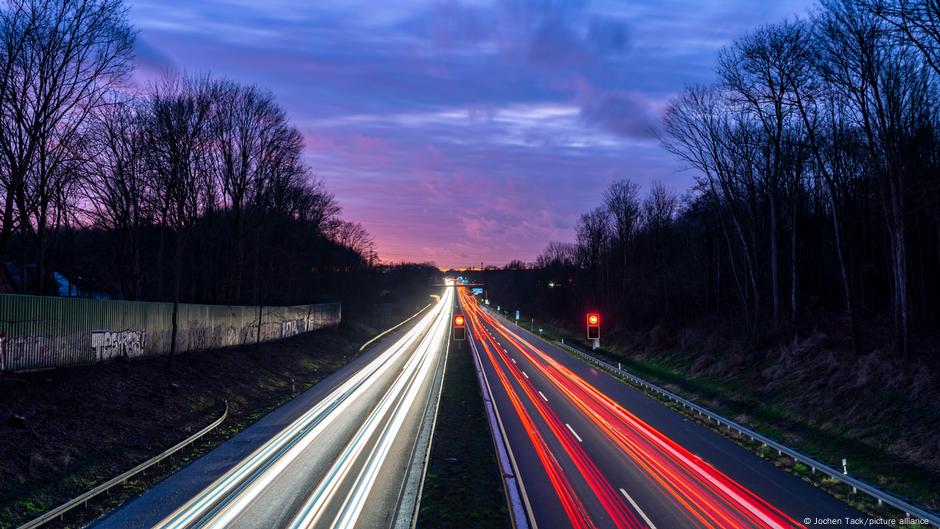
(511, 358, 517, 364)
(538, 391, 548, 402)
(619, 488, 658, 529)
(565, 423, 582, 443)
(522, 371, 529, 379)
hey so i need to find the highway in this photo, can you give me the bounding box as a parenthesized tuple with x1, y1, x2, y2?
(93, 288, 452, 529)
(456, 287, 867, 529)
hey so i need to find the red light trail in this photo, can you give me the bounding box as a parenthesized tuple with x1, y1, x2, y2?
(458, 288, 807, 529)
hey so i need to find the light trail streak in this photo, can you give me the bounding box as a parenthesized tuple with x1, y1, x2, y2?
(154, 289, 453, 529)
(289, 293, 450, 529)
(460, 289, 645, 529)
(462, 289, 807, 529)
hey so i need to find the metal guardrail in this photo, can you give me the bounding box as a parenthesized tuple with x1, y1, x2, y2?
(553, 340, 940, 528)
(466, 321, 533, 529)
(359, 303, 432, 352)
(17, 401, 229, 529)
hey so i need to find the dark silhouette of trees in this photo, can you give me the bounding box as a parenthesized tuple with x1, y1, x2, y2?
(0, 1, 432, 326)
(0, 0, 134, 292)
(575, 207, 610, 307)
(604, 179, 641, 296)
(82, 97, 151, 300)
(491, 0, 940, 359)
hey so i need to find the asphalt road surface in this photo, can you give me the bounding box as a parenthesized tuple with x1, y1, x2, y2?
(457, 287, 868, 529)
(93, 288, 452, 529)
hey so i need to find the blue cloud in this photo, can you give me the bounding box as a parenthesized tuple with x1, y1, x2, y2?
(128, 0, 816, 267)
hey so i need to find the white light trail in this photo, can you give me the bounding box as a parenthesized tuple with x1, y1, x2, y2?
(153, 289, 453, 529)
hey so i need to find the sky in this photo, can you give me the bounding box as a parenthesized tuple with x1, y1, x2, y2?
(128, 0, 816, 269)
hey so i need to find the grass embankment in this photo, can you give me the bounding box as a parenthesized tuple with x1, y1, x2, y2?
(497, 312, 938, 528)
(417, 340, 510, 529)
(0, 321, 381, 529)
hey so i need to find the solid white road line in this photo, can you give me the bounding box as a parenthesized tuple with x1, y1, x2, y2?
(538, 391, 548, 402)
(619, 488, 658, 529)
(565, 423, 582, 443)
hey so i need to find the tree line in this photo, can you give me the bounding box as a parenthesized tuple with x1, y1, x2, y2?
(511, 0, 940, 358)
(0, 0, 393, 312)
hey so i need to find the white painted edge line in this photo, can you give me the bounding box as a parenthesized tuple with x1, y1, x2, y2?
(565, 423, 582, 443)
(619, 488, 658, 529)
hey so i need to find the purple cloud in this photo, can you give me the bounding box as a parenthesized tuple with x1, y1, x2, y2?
(127, 0, 816, 268)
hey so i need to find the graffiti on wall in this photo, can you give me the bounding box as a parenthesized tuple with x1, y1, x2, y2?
(281, 319, 305, 338)
(91, 330, 147, 361)
(0, 295, 340, 372)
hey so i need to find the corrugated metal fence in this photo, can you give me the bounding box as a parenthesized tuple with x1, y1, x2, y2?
(0, 294, 341, 372)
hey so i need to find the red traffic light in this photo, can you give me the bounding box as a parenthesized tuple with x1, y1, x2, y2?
(587, 313, 600, 340)
(454, 314, 465, 327)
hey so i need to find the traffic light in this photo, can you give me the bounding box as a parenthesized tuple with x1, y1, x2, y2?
(586, 313, 600, 340)
(453, 314, 466, 341)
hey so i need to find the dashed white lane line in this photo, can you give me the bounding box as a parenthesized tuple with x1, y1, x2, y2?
(522, 371, 529, 379)
(511, 358, 517, 364)
(538, 391, 548, 402)
(565, 423, 582, 443)
(619, 488, 658, 529)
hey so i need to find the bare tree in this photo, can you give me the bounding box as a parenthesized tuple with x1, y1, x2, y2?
(576, 206, 610, 307)
(143, 74, 214, 362)
(82, 97, 151, 299)
(604, 179, 641, 294)
(208, 80, 298, 300)
(536, 241, 577, 268)
(0, 0, 134, 284)
(330, 220, 373, 256)
(662, 86, 762, 325)
(818, 0, 930, 355)
(718, 22, 810, 323)
(865, 0, 940, 76)
(643, 182, 679, 316)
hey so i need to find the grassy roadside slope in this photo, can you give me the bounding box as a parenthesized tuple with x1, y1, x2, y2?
(417, 340, 510, 529)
